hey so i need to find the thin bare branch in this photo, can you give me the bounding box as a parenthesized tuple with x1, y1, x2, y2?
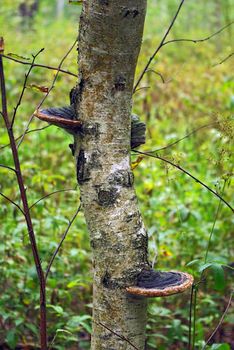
(133, 150, 234, 214)
(11, 48, 44, 127)
(0, 39, 47, 348)
(0, 163, 16, 173)
(163, 21, 234, 46)
(45, 204, 81, 279)
(212, 52, 234, 67)
(134, 20, 233, 92)
(134, 86, 151, 93)
(150, 122, 218, 153)
(17, 39, 77, 148)
(29, 188, 77, 210)
(0, 191, 25, 215)
(22, 124, 51, 135)
(202, 291, 233, 349)
(146, 69, 166, 83)
(0, 125, 51, 151)
(98, 322, 140, 350)
(133, 0, 185, 92)
(2, 53, 77, 78)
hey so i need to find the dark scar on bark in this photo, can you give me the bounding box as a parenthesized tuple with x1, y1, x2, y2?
(132, 10, 139, 18)
(97, 189, 118, 207)
(72, 76, 86, 108)
(132, 233, 148, 250)
(82, 122, 100, 139)
(123, 9, 130, 17)
(99, 0, 109, 5)
(102, 271, 118, 289)
(77, 149, 90, 184)
(90, 151, 102, 169)
(123, 9, 139, 18)
(114, 75, 126, 91)
(108, 170, 134, 188)
(125, 212, 138, 222)
(69, 143, 75, 156)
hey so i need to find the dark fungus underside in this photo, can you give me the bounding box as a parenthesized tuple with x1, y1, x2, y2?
(136, 269, 187, 289)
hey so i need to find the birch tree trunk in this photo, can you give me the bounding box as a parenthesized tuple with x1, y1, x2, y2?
(75, 1, 149, 349)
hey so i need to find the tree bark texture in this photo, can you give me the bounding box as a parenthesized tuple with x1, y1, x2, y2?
(75, 1, 148, 349)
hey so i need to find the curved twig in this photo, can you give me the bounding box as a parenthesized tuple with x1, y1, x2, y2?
(0, 164, 16, 173)
(0, 191, 25, 215)
(98, 322, 140, 350)
(212, 52, 234, 67)
(1, 54, 77, 78)
(202, 291, 233, 349)
(133, 0, 185, 92)
(0, 125, 51, 151)
(150, 122, 218, 153)
(163, 21, 234, 46)
(134, 86, 151, 93)
(11, 48, 44, 127)
(17, 39, 77, 148)
(29, 188, 77, 210)
(133, 150, 234, 214)
(146, 69, 166, 83)
(134, 19, 233, 92)
(45, 204, 81, 279)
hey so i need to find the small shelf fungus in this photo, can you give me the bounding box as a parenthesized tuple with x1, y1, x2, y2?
(131, 114, 146, 149)
(126, 269, 193, 297)
(34, 106, 82, 135)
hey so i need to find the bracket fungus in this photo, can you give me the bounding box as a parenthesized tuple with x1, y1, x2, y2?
(126, 269, 193, 297)
(34, 107, 82, 135)
(34, 106, 146, 149)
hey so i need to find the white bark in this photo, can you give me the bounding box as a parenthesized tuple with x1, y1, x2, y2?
(75, 1, 148, 349)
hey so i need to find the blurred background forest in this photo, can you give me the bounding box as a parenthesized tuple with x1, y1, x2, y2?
(0, 0, 233, 349)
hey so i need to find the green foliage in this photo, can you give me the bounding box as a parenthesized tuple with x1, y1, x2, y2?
(0, 0, 233, 349)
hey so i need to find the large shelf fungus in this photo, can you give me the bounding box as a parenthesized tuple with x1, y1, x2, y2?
(126, 269, 193, 297)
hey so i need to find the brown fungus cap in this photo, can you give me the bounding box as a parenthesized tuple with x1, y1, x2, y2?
(34, 107, 81, 134)
(126, 269, 193, 297)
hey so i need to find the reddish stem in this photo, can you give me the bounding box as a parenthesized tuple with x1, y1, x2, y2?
(0, 49, 47, 349)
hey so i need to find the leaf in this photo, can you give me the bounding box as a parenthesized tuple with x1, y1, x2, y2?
(199, 262, 214, 273)
(56, 329, 73, 335)
(15, 317, 24, 326)
(186, 259, 200, 267)
(80, 320, 92, 334)
(26, 323, 38, 335)
(47, 304, 64, 315)
(211, 264, 225, 291)
(149, 305, 172, 317)
(131, 155, 144, 170)
(67, 315, 92, 333)
(67, 276, 91, 289)
(28, 84, 49, 93)
(199, 262, 225, 291)
(6, 329, 18, 350)
(180, 206, 190, 221)
(210, 343, 231, 350)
